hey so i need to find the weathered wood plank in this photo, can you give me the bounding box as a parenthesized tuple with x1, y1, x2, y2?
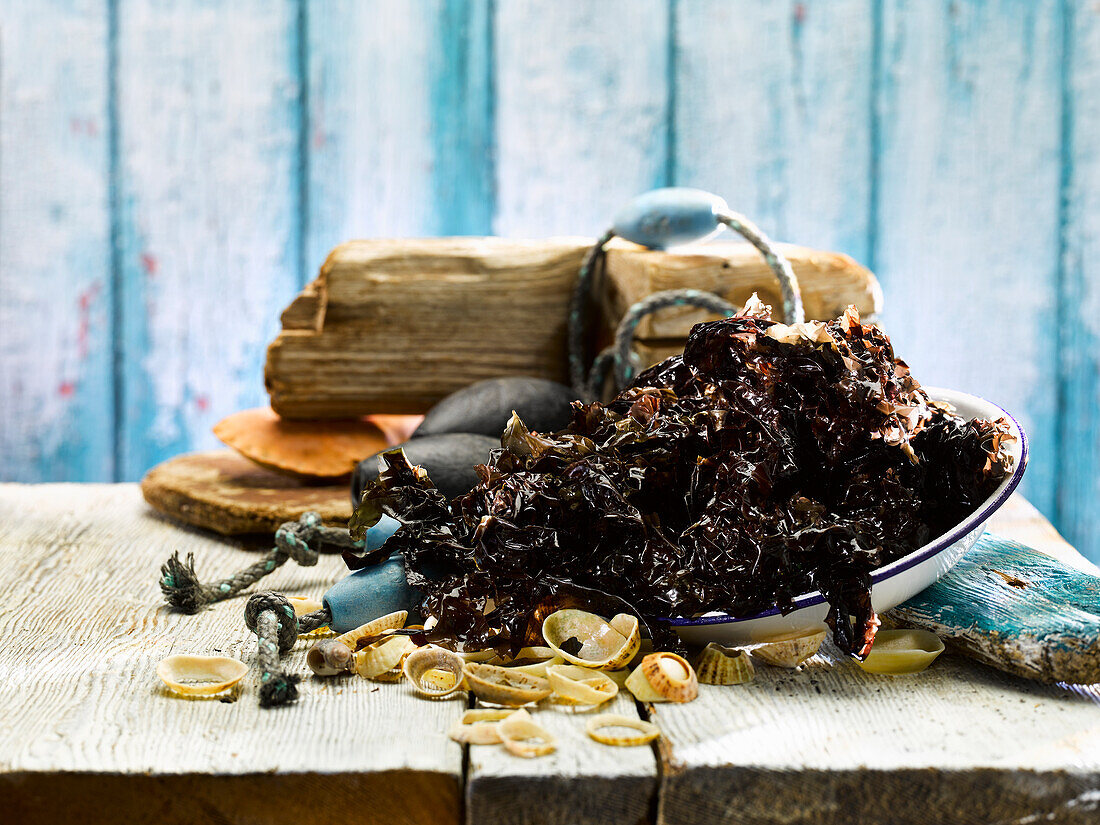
(493, 0, 670, 236)
(1059, 1, 1100, 565)
(674, 0, 874, 263)
(0, 0, 113, 482)
(0, 483, 463, 824)
(114, 0, 303, 480)
(875, 0, 1063, 516)
(466, 694, 658, 825)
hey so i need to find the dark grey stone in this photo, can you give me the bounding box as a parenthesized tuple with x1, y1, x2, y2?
(351, 433, 499, 505)
(413, 377, 578, 439)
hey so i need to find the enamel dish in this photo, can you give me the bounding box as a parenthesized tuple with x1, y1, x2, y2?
(671, 387, 1028, 646)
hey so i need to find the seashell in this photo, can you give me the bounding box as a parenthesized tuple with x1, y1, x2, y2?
(413, 378, 577, 440)
(448, 709, 515, 745)
(546, 665, 618, 707)
(462, 662, 552, 707)
(306, 638, 354, 677)
(157, 654, 248, 696)
(287, 595, 323, 617)
(752, 628, 827, 668)
(213, 407, 389, 479)
(509, 655, 565, 678)
(625, 653, 698, 703)
(541, 609, 640, 670)
(857, 629, 945, 675)
(354, 634, 415, 679)
(335, 610, 408, 649)
(586, 713, 661, 747)
(352, 434, 499, 503)
(605, 669, 631, 688)
(498, 709, 556, 758)
(403, 647, 467, 698)
(694, 643, 755, 686)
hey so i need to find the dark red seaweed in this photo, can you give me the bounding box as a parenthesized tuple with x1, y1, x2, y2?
(348, 303, 1014, 658)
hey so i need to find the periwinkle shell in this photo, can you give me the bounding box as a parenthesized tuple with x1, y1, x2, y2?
(352, 433, 499, 505)
(413, 378, 578, 440)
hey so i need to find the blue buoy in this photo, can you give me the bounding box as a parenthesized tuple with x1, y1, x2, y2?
(612, 187, 728, 250)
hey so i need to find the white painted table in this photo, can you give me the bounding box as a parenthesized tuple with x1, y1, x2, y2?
(1, 485, 1098, 825)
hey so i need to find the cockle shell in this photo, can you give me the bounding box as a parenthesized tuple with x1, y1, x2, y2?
(306, 638, 354, 676)
(354, 634, 415, 679)
(498, 709, 556, 758)
(157, 654, 247, 696)
(403, 646, 467, 698)
(695, 643, 755, 686)
(336, 610, 408, 650)
(857, 629, 945, 675)
(462, 662, 552, 707)
(546, 665, 618, 706)
(541, 609, 640, 670)
(625, 652, 698, 703)
(586, 713, 661, 747)
(752, 628, 827, 668)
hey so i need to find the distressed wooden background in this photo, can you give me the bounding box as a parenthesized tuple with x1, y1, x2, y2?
(1, 1, 1097, 562)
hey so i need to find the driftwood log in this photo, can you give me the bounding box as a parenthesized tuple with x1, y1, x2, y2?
(265, 238, 880, 418)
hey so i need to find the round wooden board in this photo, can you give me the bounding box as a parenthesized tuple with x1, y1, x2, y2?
(140, 450, 352, 536)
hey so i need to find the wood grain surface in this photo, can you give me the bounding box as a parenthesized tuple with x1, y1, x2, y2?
(3, 484, 1099, 825)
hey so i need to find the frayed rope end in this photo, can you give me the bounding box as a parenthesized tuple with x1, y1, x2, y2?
(259, 673, 301, 708)
(160, 551, 207, 613)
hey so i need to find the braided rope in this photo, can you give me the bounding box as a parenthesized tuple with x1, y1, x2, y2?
(715, 208, 804, 325)
(567, 230, 615, 396)
(297, 607, 332, 635)
(245, 592, 301, 708)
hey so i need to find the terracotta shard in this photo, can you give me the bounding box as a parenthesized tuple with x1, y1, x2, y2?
(140, 450, 350, 535)
(213, 406, 392, 479)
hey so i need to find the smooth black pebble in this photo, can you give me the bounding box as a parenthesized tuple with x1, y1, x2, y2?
(413, 377, 578, 439)
(351, 433, 499, 505)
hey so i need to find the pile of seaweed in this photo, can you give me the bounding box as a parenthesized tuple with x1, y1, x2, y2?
(348, 297, 1014, 658)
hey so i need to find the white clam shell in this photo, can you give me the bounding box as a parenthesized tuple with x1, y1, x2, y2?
(157, 654, 247, 696)
(752, 628, 826, 668)
(586, 713, 661, 747)
(462, 662, 552, 707)
(541, 609, 640, 670)
(498, 709, 556, 758)
(546, 665, 618, 706)
(403, 646, 466, 698)
(354, 634, 415, 680)
(858, 629, 944, 675)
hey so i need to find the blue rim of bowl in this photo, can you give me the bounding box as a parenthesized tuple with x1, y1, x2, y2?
(663, 389, 1029, 627)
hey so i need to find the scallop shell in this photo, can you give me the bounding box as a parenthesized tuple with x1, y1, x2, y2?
(498, 709, 556, 758)
(157, 654, 248, 696)
(541, 609, 640, 670)
(546, 665, 618, 706)
(625, 652, 698, 703)
(336, 610, 408, 650)
(306, 638, 354, 676)
(586, 713, 661, 747)
(858, 629, 945, 675)
(752, 628, 826, 668)
(354, 634, 415, 679)
(695, 643, 755, 686)
(403, 647, 466, 698)
(462, 662, 552, 707)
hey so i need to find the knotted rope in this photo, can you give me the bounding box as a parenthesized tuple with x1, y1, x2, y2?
(159, 511, 358, 614)
(244, 592, 301, 707)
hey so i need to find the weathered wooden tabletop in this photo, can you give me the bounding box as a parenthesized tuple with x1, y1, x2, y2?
(2, 485, 1098, 825)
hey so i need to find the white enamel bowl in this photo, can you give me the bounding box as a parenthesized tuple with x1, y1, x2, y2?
(670, 387, 1028, 646)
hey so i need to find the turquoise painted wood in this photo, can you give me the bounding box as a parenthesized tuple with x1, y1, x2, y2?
(888, 532, 1100, 684)
(113, 0, 303, 480)
(875, 0, 1063, 518)
(3, 1, 1100, 564)
(0, 0, 114, 482)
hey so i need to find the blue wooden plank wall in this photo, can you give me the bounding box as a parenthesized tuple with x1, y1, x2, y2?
(1, 1, 1098, 562)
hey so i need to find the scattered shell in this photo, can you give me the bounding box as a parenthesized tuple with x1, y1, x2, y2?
(306, 638, 354, 677)
(157, 654, 247, 696)
(586, 713, 661, 747)
(695, 643, 755, 686)
(541, 609, 640, 670)
(752, 628, 827, 668)
(462, 662, 552, 707)
(448, 719, 503, 745)
(509, 655, 565, 678)
(354, 634, 415, 679)
(546, 665, 618, 706)
(336, 610, 409, 650)
(858, 629, 945, 675)
(404, 647, 467, 698)
(498, 709, 556, 758)
(625, 653, 698, 703)
(213, 406, 389, 478)
(287, 595, 323, 618)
